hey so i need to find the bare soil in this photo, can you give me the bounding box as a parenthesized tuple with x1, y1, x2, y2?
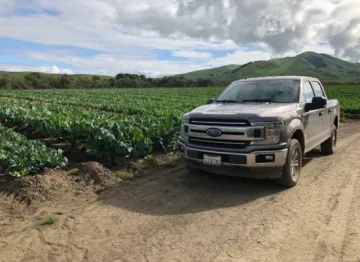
(1, 122, 360, 262)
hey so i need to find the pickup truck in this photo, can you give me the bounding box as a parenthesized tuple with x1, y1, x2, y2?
(178, 76, 340, 187)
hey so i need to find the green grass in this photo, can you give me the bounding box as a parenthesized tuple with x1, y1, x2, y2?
(163, 159, 180, 168)
(115, 171, 135, 180)
(42, 216, 57, 225)
(68, 168, 79, 174)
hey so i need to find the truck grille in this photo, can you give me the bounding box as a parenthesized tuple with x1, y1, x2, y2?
(186, 118, 264, 150)
(189, 137, 249, 149)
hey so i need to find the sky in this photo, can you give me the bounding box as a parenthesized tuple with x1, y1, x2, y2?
(0, 0, 359, 77)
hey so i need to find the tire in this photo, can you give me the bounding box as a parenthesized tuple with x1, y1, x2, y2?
(321, 125, 337, 155)
(277, 139, 303, 187)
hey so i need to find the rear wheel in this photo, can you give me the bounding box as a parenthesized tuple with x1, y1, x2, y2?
(277, 139, 302, 187)
(321, 125, 337, 155)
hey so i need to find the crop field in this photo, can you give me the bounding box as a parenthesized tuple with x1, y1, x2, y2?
(0, 85, 358, 177)
(325, 85, 360, 118)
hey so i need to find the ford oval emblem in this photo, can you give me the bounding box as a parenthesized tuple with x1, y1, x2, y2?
(206, 128, 222, 137)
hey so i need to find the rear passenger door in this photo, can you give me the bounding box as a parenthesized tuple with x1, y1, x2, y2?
(311, 81, 331, 140)
(302, 81, 323, 151)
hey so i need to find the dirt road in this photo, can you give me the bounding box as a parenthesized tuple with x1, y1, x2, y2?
(1, 122, 360, 262)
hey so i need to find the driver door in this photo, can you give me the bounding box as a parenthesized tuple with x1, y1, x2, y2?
(311, 81, 331, 140)
(302, 81, 323, 151)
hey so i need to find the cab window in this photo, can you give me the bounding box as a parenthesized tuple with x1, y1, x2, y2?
(311, 81, 325, 97)
(303, 81, 315, 103)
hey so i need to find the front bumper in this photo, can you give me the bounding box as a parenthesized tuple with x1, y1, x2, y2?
(178, 141, 288, 168)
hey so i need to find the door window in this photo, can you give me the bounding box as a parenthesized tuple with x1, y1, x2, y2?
(303, 82, 315, 103)
(311, 82, 325, 97)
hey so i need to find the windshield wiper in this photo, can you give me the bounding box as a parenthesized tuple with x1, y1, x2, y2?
(215, 99, 240, 103)
(242, 99, 279, 103)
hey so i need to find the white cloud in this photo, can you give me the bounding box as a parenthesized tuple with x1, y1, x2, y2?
(0, 64, 73, 74)
(207, 50, 272, 68)
(0, 1, 239, 53)
(299, 43, 335, 56)
(0, 0, 359, 76)
(1, 0, 356, 55)
(17, 52, 207, 77)
(39, 65, 73, 74)
(172, 50, 212, 59)
(113, 0, 360, 59)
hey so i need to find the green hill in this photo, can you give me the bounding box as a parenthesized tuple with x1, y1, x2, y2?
(179, 52, 360, 82)
(1, 52, 360, 90)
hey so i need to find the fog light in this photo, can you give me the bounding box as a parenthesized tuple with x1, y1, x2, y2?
(265, 155, 274, 161)
(256, 154, 275, 163)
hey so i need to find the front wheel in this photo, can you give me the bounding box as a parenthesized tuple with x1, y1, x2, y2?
(321, 125, 337, 155)
(277, 139, 303, 187)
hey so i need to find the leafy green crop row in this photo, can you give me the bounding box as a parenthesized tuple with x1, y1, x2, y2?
(1, 85, 359, 118)
(0, 98, 181, 164)
(325, 85, 360, 118)
(0, 124, 67, 177)
(0, 88, 223, 115)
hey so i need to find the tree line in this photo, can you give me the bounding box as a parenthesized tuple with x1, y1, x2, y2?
(0, 72, 359, 90)
(0, 72, 228, 90)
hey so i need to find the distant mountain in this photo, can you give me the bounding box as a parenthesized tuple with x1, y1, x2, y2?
(178, 52, 360, 82)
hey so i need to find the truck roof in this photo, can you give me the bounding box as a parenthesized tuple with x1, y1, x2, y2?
(234, 76, 319, 82)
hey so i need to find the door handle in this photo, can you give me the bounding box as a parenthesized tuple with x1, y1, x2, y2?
(319, 111, 324, 116)
(328, 109, 333, 113)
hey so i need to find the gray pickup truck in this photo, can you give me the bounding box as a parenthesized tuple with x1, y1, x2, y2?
(178, 76, 340, 187)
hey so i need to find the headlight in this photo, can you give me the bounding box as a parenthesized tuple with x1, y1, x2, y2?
(250, 121, 284, 144)
(180, 118, 189, 137)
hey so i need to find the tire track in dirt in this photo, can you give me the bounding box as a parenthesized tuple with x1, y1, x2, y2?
(340, 166, 360, 262)
(212, 134, 360, 262)
(83, 126, 360, 262)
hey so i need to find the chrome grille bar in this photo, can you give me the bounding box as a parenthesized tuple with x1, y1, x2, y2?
(190, 138, 247, 145)
(186, 124, 265, 141)
(190, 121, 248, 126)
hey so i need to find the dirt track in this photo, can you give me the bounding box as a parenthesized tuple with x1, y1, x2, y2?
(1, 122, 360, 262)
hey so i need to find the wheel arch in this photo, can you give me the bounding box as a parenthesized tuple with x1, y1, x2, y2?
(285, 119, 306, 154)
(334, 115, 339, 128)
(291, 129, 305, 155)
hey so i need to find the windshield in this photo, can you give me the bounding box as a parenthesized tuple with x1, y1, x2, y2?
(216, 79, 300, 103)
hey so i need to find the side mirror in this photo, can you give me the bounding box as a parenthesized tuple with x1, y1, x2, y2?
(305, 96, 327, 111)
(207, 98, 214, 104)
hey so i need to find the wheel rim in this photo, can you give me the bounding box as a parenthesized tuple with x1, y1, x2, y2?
(290, 148, 300, 180)
(332, 129, 337, 151)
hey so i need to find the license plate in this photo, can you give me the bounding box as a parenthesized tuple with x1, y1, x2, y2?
(203, 154, 221, 166)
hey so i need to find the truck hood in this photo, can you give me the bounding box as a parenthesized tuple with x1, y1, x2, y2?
(189, 103, 298, 122)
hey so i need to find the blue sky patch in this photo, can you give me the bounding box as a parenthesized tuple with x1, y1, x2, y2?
(0, 53, 74, 68)
(0, 37, 102, 58)
(157, 50, 187, 61)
